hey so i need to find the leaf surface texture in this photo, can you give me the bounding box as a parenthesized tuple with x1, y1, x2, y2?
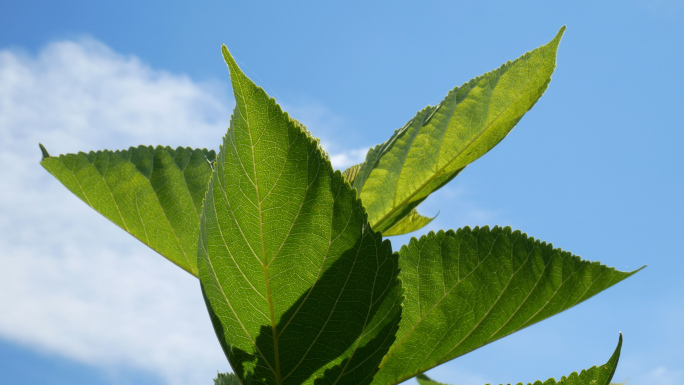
(382, 209, 436, 237)
(214, 372, 242, 385)
(372, 227, 636, 384)
(198, 46, 402, 385)
(353, 27, 565, 235)
(40, 145, 215, 276)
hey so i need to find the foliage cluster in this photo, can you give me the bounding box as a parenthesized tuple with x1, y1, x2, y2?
(41, 27, 638, 385)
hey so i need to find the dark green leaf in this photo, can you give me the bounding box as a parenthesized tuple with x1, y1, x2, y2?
(415, 374, 448, 385)
(214, 372, 241, 385)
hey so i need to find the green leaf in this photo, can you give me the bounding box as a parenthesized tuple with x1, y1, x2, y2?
(40, 145, 215, 276)
(415, 334, 622, 385)
(214, 372, 242, 385)
(415, 374, 448, 385)
(198, 46, 403, 385)
(382, 209, 436, 237)
(353, 27, 565, 234)
(342, 163, 362, 185)
(373, 227, 639, 385)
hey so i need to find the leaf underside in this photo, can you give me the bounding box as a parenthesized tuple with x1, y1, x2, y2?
(382, 209, 436, 237)
(351, 27, 565, 236)
(40, 145, 215, 276)
(416, 333, 622, 385)
(197, 46, 403, 385)
(372, 227, 637, 385)
(415, 375, 445, 385)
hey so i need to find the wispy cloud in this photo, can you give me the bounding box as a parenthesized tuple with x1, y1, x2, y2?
(328, 147, 369, 170)
(0, 36, 513, 385)
(0, 38, 233, 385)
(280, 100, 371, 170)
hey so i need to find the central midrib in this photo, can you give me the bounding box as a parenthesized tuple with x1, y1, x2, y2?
(240, 82, 282, 384)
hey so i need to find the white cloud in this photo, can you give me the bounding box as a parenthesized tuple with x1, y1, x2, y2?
(279, 100, 371, 170)
(0, 39, 231, 154)
(327, 147, 369, 170)
(0, 36, 512, 385)
(0, 38, 234, 385)
(0, 36, 389, 385)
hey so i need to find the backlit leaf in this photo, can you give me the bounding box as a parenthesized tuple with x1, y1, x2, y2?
(40, 145, 215, 276)
(382, 209, 436, 237)
(198, 46, 403, 385)
(214, 372, 241, 385)
(415, 374, 447, 385)
(373, 227, 638, 384)
(353, 27, 565, 234)
(342, 163, 362, 185)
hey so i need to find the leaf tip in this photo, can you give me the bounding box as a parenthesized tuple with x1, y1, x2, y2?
(612, 331, 624, 361)
(221, 44, 233, 63)
(221, 45, 242, 80)
(558, 25, 567, 36)
(625, 264, 647, 277)
(551, 26, 566, 48)
(39, 143, 50, 160)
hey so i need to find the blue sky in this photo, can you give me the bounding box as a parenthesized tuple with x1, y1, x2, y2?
(0, 1, 682, 384)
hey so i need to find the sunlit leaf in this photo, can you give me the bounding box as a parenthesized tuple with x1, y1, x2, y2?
(373, 227, 638, 384)
(198, 46, 403, 385)
(382, 209, 436, 237)
(40, 144, 215, 276)
(415, 374, 448, 385)
(353, 27, 565, 234)
(214, 372, 241, 385)
(342, 163, 362, 184)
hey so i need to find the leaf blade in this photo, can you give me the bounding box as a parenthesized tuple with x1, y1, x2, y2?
(198, 46, 402, 385)
(342, 163, 362, 185)
(40, 145, 215, 276)
(214, 372, 242, 385)
(382, 209, 436, 237)
(373, 227, 637, 385)
(355, 27, 565, 233)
